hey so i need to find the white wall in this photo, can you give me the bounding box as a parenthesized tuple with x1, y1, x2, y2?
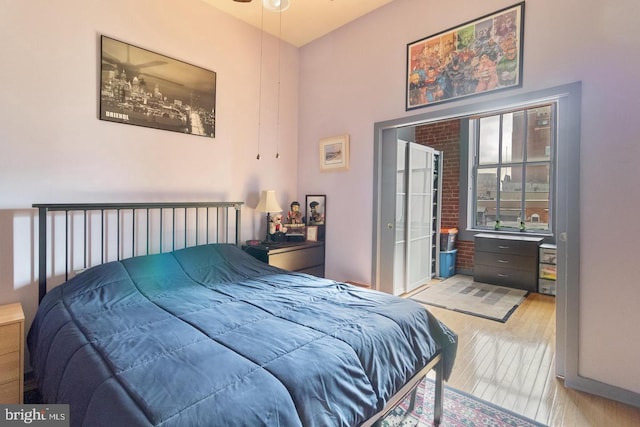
(298, 0, 640, 396)
(2, 0, 639, 402)
(0, 0, 298, 346)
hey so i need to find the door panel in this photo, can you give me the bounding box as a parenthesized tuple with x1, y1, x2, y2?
(407, 144, 434, 292)
(379, 132, 440, 295)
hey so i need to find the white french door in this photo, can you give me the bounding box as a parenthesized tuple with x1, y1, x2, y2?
(378, 136, 440, 296)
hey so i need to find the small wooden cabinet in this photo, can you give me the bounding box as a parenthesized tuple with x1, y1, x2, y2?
(474, 233, 543, 292)
(244, 241, 325, 277)
(0, 302, 24, 404)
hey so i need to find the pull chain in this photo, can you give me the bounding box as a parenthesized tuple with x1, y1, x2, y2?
(256, 2, 265, 160)
(275, 0, 282, 160)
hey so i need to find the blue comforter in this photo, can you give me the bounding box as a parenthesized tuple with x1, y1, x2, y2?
(28, 244, 456, 427)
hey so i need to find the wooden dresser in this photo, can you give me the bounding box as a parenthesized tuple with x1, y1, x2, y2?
(0, 302, 24, 404)
(244, 241, 325, 277)
(474, 233, 544, 292)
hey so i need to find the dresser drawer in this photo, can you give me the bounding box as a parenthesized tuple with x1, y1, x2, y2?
(475, 236, 539, 256)
(0, 303, 24, 404)
(0, 323, 20, 354)
(474, 251, 537, 272)
(0, 351, 19, 384)
(474, 265, 537, 292)
(269, 246, 325, 271)
(244, 242, 326, 278)
(298, 265, 325, 277)
(0, 380, 20, 404)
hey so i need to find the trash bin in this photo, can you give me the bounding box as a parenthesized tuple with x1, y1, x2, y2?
(440, 228, 458, 251)
(439, 249, 457, 278)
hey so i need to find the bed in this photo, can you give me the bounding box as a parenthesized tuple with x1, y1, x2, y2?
(27, 202, 457, 426)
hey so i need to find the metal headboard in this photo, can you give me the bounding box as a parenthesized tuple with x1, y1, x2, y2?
(32, 202, 243, 303)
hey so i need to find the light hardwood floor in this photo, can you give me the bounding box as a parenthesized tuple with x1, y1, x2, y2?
(411, 277, 640, 426)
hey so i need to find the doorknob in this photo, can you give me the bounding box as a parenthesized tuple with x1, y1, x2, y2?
(387, 223, 393, 229)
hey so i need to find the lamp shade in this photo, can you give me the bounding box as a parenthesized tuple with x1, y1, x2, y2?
(255, 190, 282, 213)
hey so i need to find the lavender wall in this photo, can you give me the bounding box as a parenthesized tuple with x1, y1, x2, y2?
(0, 0, 299, 358)
(298, 0, 640, 397)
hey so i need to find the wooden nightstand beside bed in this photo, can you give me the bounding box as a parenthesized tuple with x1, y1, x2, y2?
(0, 302, 24, 404)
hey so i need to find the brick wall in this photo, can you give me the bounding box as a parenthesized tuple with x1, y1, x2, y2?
(415, 120, 474, 273)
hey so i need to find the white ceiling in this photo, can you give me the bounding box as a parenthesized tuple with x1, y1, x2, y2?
(201, 0, 395, 47)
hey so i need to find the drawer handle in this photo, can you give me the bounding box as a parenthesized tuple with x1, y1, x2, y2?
(498, 259, 509, 263)
(498, 245, 510, 249)
(497, 273, 509, 277)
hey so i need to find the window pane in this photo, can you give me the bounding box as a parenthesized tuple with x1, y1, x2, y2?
(395, 194, 405, 241)
(524, 163, 550, 231)
(475, 168, 497, 227)
(473, 103, 553, 233)
(478, 115, 500, 165)
(500, 165, 523, 228)
(527, 106, 552, 162)
(503, 111, 525, 163)
(393, 241, 405, 295)
(410, 155, 429, 194)
(409, 237, 431, 284)
(396, 142, 406, 193)
(410, 194, 431, 230)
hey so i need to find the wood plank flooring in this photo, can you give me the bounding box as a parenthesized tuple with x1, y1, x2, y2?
(409, 278, 640, 426)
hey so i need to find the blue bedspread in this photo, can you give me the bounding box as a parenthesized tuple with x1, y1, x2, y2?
(28, 244, 457, 426)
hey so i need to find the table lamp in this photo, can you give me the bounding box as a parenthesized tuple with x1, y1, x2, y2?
(255, 190, 282, 243)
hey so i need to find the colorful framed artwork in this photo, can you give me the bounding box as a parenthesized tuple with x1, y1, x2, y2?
(406, 2, 524, 110)
(319, 134, 350, 172)
(100, 35, 217, 138)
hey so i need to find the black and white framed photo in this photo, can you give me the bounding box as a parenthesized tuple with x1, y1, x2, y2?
(305, 195, 326, 226)
(305, 195, 326, 241)
(100, 35, 217, 138)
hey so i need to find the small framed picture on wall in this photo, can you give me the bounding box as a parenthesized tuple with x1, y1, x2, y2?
(319, 134, 349, 172)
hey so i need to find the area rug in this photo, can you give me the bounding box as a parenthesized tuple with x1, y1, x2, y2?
(26, 379, 546, 427)
(411, 275, 528, 322)
(381, 377, 547, 427)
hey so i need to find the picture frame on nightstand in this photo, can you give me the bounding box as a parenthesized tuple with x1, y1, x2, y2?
(305, 195, 326, 241)
(306, 195, 325, 226)
(306, 226, 318, 242)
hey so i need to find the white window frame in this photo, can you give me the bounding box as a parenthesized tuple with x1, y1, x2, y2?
(468, 103, 556, 235)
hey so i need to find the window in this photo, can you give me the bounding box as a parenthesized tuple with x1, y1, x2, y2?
(471, 104, 554, 233)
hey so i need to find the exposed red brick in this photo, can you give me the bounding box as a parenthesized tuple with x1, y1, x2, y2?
(416, 119, 473, 271)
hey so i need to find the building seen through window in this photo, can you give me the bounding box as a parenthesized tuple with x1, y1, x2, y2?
(473, 104, 554, 232)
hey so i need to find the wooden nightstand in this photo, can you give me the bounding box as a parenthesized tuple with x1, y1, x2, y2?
(0, 302, 24, 404)
(244, 241, 325, 277)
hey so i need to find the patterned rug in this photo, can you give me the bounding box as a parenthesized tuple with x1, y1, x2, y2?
(411, 275, 528, 323)
(27, 379, 545, 426)
(381, 377, 547, 427)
